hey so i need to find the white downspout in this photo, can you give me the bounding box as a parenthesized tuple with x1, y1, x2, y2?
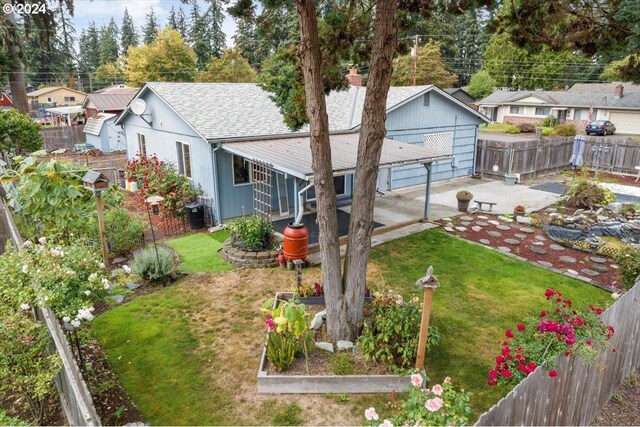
(294, 182, 314, 225)
(210, 142, 222, 225)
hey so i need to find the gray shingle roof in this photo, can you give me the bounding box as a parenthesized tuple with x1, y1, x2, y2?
(84, 92, 136, 111)
(130, 83, 432, 140)
(479, 89, 640, 110)
(569, 82, 640, 94)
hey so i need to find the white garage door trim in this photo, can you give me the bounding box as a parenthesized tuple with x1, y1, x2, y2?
(609, 111, 640, 135)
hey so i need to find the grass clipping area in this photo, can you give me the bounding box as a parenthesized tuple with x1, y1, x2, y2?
(165, 231, 232, 273)
(92, 229, 611, 425)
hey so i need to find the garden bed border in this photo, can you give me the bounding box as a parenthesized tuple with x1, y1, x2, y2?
(257, 292, 410, 394)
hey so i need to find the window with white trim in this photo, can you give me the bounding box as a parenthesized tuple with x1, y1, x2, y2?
(535, 107, 550, 116)
(176, 141, 192, 178)
(233, 155, 251, 185)
(136, 133, 147, 157)
(64, 96, 76, 102)
(509, 106, 524, 114)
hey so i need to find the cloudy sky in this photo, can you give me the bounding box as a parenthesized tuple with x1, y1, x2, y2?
(70, 0, 237, 46)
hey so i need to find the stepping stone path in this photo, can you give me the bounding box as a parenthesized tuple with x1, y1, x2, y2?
(476, 222, 490, 227)
(550, 244, 565, 251)
(111, 295, 125, 304)
(461, 221, 472, 226)
(498, 246, 511, 252)
(589, 256, 608, 264)
(446, 222, 454, 228)
(444, 227, 455, 232)
(566, 269, 579, 275)
(535, 235, 547, 241)
(488, 231, 502, 237)
(531, 246, 548, 255)
(592, 265, 610, 273)
(581, 269, 600, 277)
(514, 233, 527, 240)
(472, 226, 482, 232)
(559, 256, 577, 263)
(126, 282, 141, 291)
(488, 220, 500, 225)
(538, 261, 553, 267)
(455, 226, 467, 232)
(497, 225, 511, 231)
(479, 239, 491, 245)
(532, 241, 544, 246)
(519, 227, 535, 234)
(499, 216, 514, 223)
(460, 216, 474, 221)
(112, 257, 127, 265)
(504, 239, 521, 245)
(477, 215, 489, 220)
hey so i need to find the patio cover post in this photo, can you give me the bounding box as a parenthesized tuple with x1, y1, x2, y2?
(423, 163, 432, 219)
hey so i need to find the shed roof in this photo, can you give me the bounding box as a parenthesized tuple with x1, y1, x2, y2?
(116, 82, 488, 140)
(479, 89, 640, 110)
(83, 92, 136, 111)
(84, 113, 117, 136)
(28, 86, 86, 97)
(221, 133, 452, 180)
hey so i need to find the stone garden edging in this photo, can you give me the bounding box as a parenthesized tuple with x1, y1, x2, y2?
(219, 238, 280, 268)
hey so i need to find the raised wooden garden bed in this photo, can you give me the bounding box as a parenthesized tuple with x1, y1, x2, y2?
(257, 292, 410, 394)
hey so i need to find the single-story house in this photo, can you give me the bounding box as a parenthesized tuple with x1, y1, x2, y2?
(82, 88, 138, 118)
(478, 84, 640, 134)
(27, 86, 86, 108)
(116, 81, 489, 223)
(84, 113, 125, 152)
(0, 92, 13, 110)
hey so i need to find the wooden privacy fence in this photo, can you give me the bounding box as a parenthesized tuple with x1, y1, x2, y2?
(475, 282, 640, 426)
(477, 135, 640, 180)
(40, 125, 86, 151)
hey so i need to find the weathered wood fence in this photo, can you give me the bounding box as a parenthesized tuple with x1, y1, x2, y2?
(0, 196, 101, 426)
(40, 125, 86, 151)
(477, 135, 640, 180)
(475, 282, 640, 426)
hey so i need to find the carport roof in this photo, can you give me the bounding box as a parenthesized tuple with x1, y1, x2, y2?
(221, 133, 452, 180)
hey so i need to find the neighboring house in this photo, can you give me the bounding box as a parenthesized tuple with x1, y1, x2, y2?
(82, 89, 138, 118)
(27, 86, 86, 109)
(478, 84, 640, 134)
(0, 92, 13, 110)
(444, 88, 476, 105)
(84, 113, 125, 152)
(116, 82, 489, 222)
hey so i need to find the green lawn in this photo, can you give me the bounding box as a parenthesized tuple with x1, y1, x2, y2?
(368, 229, 612, 416)
(92, 229, 611, 424)
(165, 231, 232, 273)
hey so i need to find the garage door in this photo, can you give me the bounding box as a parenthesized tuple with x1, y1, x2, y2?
(609, 111, 640, 134)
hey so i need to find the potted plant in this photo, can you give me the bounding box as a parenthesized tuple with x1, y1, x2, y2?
(513, 205, 526, 218)
(456, 190, 473, 212)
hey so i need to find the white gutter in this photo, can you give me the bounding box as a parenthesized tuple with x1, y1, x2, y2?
(294, 182, 314, 226)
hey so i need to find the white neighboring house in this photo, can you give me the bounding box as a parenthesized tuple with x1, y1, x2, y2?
(477, 83, 640, 134)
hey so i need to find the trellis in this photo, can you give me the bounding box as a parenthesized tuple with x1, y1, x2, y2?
(251, 160, 273, 222)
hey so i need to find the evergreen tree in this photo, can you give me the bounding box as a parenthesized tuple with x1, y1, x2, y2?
(55, 4, 78, 89)
(189, 2, 211, 70)
(80, 22, 101, 71)
(390, 41, 458, 87)
(120, 8, 138, 55)
(197, 48, 257, 82)
(452, 9, 489, 86)
(143, 7, 159, 44)
(467, 69, 496, 99)
(233, 18, 260, 69)
(168, 6, 178, 30)
(99, 19, 119, 66)
(203, 0, 227, 58)
(25, 31, 68, 87)
(176, 7, 189, 40)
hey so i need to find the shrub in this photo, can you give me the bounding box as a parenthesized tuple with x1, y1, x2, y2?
(613, 247, 640, 290)
(517, 123, 536, 133)
(455, 190, 473, 201)
(266, 332, 297, 371)
(330, 353, 355, 375)
(619, 204, 636, 216)
(505, 124, 520, 134)
(553, 123, 577, 136)
(357, 292, 440, 369)
(226, 215, 273, 251)
(104, 208, 145, 256)
(541, 127, 554, 136)
(567, 176, 615, 208)
(130, 244, 180, 283)
(543, 115, 558, 127)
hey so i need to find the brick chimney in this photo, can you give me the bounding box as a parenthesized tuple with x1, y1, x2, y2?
(615, 84, 624, 99)
(346, 68, 363, 86)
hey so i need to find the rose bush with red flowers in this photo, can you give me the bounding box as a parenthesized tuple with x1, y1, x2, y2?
(487, 289, 614, 386)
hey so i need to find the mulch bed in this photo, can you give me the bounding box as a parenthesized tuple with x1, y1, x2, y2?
(1, 390, 65, 426)
(593, 370, 640, 426)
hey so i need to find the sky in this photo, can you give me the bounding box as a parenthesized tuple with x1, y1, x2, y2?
(70, 0, 238, 47)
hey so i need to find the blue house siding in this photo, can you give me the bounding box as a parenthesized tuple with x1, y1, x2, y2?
(385, 91, 480, 189)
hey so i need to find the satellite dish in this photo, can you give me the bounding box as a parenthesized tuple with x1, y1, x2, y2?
(130, 99, 147, 116)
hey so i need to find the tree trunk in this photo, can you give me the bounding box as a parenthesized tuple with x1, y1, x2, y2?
(342, 0, 398, 340)
(3, 3, 29, 114)
(294, 0, 344, 339)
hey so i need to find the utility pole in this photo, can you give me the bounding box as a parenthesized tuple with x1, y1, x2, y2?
(88, 72, 93, 93)
(412, 34, 419, 86)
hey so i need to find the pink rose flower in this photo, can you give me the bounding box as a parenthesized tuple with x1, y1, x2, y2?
(425, 397, 443, 412)
(444, 376, 451, 383)
(410, 373, 423, 387)
(379, 420, 393, 427)
(365, 407, 379, 421)
(431, 384, 443, 396)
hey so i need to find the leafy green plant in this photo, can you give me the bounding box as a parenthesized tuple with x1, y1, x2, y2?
(567, 173, 615, 208)
(553, 123, 577, 136)
(226, 215, 273, 251)
(618, 204, 636, 216)
(0, 109, 43, 158)
(487, 288, 614, 386)
(543, 115, 558, 127)
(130, 244, 180, 283)
(266, 332, 297, 371)
(271, 403, 304, 426)
(0, 410, 29, 426)
(357, 293, 440, 369)
(330, 353, 355, 375)
(365, 374, 471, 426)
(104, 208, 146, 256)
(505, 124, 521, 134)
(613, 246, 640, 290)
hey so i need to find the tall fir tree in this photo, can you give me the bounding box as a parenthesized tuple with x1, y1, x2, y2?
(55, 4, 78, 89)
(99, 18, 119, 66)
(204, 0, 226, 58)
(143, 7, 159, 44)
(233, 18, 260, 68)
(176, 7, 189, 40)
(120, 8, 138, 55)
(80, 22, 101, 71)
(189, 2, 211, 70)
(168, 6, 178, 30)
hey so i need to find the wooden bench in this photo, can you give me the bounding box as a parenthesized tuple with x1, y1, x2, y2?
(474, 200, 497, 212)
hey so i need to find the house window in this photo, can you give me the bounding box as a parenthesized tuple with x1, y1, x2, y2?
(233, 155, 251, 185)
(535, 107, 550, 116)
(574, 108, 597, 121)
(176, 141, 192, 178)
(306, 176, 346, 200)
(47, 97, 53, 103)
(64, 96, 76, 102)
(509, 106, 524, 114)
(137, 133, 147, 156)
(423, 93, 430, 107)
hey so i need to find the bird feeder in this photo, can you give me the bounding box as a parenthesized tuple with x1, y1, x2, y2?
(145, 195, 165, 215)
(82, 170, 110, 194)
(415, 266, 441, 369)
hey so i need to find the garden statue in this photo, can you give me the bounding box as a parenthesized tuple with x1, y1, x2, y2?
(415, 266, 440, 369)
